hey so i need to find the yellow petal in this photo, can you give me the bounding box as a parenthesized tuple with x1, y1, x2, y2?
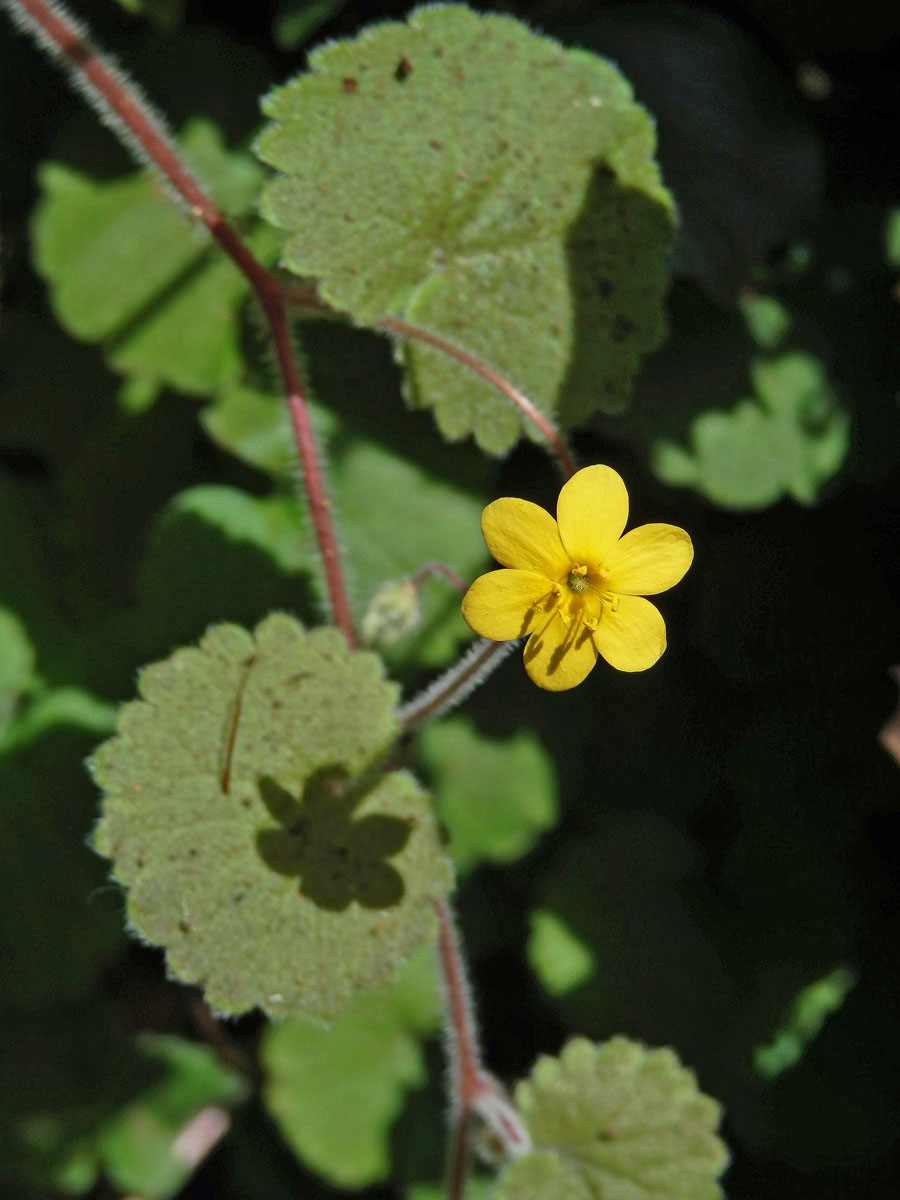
(605, 523, 694, 595)
(481, 497, 569, 577)
(592, 595, 667, 672)
(461, 570, 554, 641)
(556, 465, 628, 566)
(522, 613, 599, 691)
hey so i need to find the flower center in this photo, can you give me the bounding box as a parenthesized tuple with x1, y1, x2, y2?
(547, 563, 617, 632)
(567, 568, 591, 593)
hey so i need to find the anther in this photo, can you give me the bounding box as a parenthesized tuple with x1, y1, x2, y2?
(572, 564, 588, 577)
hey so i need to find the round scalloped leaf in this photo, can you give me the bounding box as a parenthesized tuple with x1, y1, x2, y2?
(93, 614, 452, 1019)
(256, 4, 674, 453)
(496, 1037, 728, 1200)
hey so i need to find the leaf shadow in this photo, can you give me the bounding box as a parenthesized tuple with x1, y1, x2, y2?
(255, 765, 412, 911)
(559, 165, 674, 426)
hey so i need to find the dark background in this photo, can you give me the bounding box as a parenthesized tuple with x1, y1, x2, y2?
(2, 1, 900, 1196)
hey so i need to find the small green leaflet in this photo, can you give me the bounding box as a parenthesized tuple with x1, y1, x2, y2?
(32, 120, 275, 405)
(653, 352, 849, 509)
(93, 614, 452, 1019)
(257, 4, 674, 453)
(497, 1037, 728, 1200)
(527, 909, 596, 998)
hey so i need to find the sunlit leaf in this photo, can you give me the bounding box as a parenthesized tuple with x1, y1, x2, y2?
(653, 352, 849, 509)
(0, 607, 35, 735)
(93, 614, 452, 1018)
(257, 4, 674, 452)
(754, 967, 857, 1080)
(527, 909, 596, 998)
(32, 120, 274, 402)
(417, 716, 558, 873)
(497, 1037, 728, 1200)
(261, 946, 438, 1188)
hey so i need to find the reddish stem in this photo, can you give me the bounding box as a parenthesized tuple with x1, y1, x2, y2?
(7, 0, 356, 644)
(436, 899, 530, 1198)
(379, 315, 577, 480)
(283, 285, 577, 480)
(412, 560, 468, 595)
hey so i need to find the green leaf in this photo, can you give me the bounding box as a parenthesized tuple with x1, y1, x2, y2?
(739, 292, 792, 349)
(330, 436, 487, 670)
(497, 1037, 728, 1200)
(407, 1180, 494, 1200)
(274, 0, 349, 50)
(114, 0, 183, 31)
(32, 120, 273, 401)
(653, 351, 849, 509)
(417, 716, 558, 873)
(99, 1034, 248, 1199)
(562, 6, 823, 303)
(93, 614, 452, 1018)
(527, 909, 597, 998)
(257, 4, 674, 453)
(261, 945, 438, 1188)
(754, 966, 857, 1080)
(884, 207, 900, 267)
(200, 384, 295, 476)
(136, 485, 313, 652)
(0, 607, 35, 734)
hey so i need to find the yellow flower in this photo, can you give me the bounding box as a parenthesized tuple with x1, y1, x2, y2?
(461, 465, 693, 691)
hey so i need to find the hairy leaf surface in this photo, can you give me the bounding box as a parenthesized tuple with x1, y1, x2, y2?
(497, 1037, 728, 1199)
(93, 614, 452, 1018)
(257, 4, 674, 452)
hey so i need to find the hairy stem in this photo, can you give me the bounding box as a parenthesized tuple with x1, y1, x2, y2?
(398, 638, 517, 731)
(2, 0, 356, 644)
(436, 899, 530, 1199)
(379, 315, 577, 479)
(412, 560, 468, 594)
(283, 285, 577, 479)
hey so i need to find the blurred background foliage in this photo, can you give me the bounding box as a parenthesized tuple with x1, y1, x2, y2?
(1, 0, 899, 1196)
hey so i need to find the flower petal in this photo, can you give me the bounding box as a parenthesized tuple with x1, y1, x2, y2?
(556, 465, 628, 566)
(481, 498, 569, 577)
(522, 614, 599, 691)
(461, 569, 554, 641)
(592, 595, 667, 672)
(605, 523, 694, 595)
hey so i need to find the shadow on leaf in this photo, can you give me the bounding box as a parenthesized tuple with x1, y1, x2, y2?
(255, 766, 412, 911)
(559, 166, 673, 426)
